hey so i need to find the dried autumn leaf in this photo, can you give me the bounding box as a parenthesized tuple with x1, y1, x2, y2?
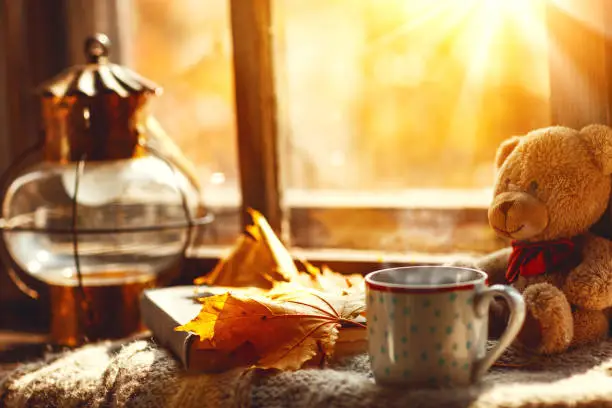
(266, 283, 366, 321)
(176, 291, 364, 370)
(195, 209, 300, 289)
(292, 260, 364, 294)
(319, 265, 364, 292)
(194, 209, 365, 293)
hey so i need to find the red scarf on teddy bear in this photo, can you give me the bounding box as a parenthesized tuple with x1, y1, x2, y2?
(506, 238, 581, 283)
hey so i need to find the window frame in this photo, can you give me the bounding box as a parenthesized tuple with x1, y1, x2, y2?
(2, 0, 612, 265)
(226, 0, 612, 258)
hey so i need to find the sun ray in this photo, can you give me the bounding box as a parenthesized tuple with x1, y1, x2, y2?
(499, 0, 549, 48)
(446, 0, 501, 153)
(366, 0, 481, 52)
(371, 1, 468, 44)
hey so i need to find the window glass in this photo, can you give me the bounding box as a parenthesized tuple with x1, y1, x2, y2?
(273, 0, 550, 253)
(128, 0, 240, 245)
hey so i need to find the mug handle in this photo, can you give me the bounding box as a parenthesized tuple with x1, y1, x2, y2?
(471, 284, 525, 382)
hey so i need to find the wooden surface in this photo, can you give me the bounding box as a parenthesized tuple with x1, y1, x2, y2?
(546, 0, 612, 127)
(229, 0, 284, 235)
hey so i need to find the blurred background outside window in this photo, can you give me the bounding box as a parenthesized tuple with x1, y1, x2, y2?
(125, 0, 567, 258)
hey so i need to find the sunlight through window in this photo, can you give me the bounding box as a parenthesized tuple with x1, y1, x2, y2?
(275, 0, 550, 193)
(125, 0, 597, 253)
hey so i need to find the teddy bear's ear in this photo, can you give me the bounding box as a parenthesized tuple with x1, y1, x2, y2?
(579, 124, 612, 175)
(495, 136, 521, 170)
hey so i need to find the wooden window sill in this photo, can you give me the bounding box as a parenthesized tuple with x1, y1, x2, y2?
(189, 245, 476, 268)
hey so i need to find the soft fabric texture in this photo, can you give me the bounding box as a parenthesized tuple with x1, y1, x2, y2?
(456, 125, 612, 355)
(3, 338, 612, 407)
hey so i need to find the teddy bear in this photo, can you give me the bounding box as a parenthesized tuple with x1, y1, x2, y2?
(456, 124, 612, 354)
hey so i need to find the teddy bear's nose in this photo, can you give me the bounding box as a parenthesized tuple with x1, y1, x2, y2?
(498, 200, 514, 216)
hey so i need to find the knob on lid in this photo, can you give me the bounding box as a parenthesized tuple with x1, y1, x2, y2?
(38, 33, 160, 99)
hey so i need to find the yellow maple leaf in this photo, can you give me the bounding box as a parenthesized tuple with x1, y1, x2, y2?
(176, 290, 364, 370)
(185, 211, 367, 371)
(195, 209, 300, 289)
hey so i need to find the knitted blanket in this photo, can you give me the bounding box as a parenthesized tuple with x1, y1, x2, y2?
(2, 338, 612, 408)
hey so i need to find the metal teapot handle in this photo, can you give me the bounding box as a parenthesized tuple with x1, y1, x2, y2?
(6, 266, 39, 299)
(0, 219, 41, 299)
(0, 140, 45, 300)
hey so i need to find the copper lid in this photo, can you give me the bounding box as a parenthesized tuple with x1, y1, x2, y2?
(38, 33, 161, 99)
(39, 34, 161, 162)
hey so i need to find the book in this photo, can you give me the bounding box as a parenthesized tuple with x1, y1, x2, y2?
(140, 285, 367, 372)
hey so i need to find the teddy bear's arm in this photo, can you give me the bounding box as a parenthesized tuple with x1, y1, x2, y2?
(564, 234, 612, 310)
(474, 247, 512, 285)
(446, 247, 511, 285)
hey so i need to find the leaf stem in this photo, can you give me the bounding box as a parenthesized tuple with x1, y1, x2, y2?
(309, 292, 340, 317)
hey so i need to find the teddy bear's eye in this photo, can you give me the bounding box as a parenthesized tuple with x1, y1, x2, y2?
(529, 180, 538, 193)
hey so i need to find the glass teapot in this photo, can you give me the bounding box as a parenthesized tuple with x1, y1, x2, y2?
(0, 34, 211, 345)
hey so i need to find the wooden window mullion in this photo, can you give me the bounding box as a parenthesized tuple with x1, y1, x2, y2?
(546, 0, 612, 127)
(229, 0, 283, 235)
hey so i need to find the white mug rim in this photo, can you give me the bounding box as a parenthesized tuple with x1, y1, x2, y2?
(365, 265, 488, 290)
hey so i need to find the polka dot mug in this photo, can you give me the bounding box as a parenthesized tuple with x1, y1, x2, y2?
(365, 266, 525, 388)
